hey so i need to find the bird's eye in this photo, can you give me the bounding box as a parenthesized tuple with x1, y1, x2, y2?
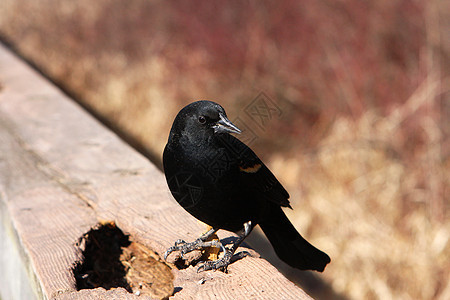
(198, 116, 206, 124)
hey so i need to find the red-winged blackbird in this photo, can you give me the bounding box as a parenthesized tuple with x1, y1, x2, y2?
(163, 100, 330, 272)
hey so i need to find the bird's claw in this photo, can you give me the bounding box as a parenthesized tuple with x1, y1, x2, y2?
(197, 250, 233, 273)
(175, 239, 186, 246)
(163, 246, 177, 260)
(164, 237, 225, 262)
(163, 239, 189, 260)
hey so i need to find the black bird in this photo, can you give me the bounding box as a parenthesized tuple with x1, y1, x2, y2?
(163, 100, 330, 272)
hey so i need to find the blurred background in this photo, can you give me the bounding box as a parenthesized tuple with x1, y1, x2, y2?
(1, 0, 448, 299)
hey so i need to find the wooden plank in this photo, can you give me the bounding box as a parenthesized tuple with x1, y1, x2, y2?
(0, 43, 311, 299)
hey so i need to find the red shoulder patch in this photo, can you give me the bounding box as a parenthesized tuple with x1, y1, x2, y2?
(239, 163, 262, 173)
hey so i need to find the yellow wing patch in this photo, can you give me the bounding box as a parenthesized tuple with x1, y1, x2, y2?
(239, 163, 262, 173)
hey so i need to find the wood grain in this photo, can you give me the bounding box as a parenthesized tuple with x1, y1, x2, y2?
(0, 43, 311, 299)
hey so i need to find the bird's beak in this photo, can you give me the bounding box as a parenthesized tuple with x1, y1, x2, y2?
(213, 113, 241, 134)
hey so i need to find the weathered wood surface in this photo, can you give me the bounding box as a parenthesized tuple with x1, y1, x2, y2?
(0, 43, 311, 299)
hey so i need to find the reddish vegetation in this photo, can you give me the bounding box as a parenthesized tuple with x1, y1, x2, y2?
(0, 1, 448, 299)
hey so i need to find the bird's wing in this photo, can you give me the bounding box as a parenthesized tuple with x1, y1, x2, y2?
(218, 134, 291, 208)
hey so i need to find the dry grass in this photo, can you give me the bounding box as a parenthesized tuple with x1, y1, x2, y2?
(1, 1, 448, 299)
(272, 107, 449, 299)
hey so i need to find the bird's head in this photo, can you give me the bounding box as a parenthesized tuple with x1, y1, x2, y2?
(170, 101, 241, 142)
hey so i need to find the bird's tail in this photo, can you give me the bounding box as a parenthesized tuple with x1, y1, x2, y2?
(259, 206, 331, 272)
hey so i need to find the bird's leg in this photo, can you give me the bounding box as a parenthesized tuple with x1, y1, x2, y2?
(164, 227, 225, 260)
(197, 221, 253, 273)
